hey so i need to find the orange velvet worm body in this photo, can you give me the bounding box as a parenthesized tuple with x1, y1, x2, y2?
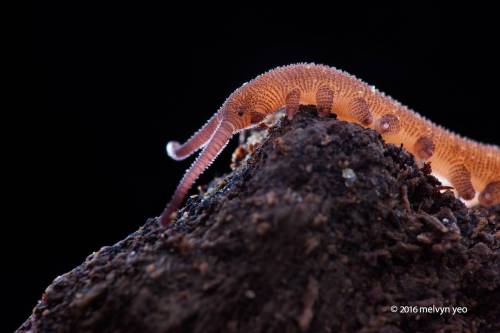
(160, 63, 500, 226)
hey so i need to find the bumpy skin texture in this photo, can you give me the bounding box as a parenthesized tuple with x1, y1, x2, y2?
(160, 63, 500, 225)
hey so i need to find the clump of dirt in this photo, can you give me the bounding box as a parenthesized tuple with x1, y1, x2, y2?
(19, 106, 500, 333)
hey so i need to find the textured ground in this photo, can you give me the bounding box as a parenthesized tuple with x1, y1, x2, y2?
(19, 106, 499, 332)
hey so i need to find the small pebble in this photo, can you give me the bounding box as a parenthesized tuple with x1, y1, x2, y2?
(266, 191, 278, 206)
(342, 168, 357, 187)
(256, 222, 271, 236)
(312, 214, 328, 227)
(417, 233, 433, 244)
(305, 237, 320, 255)
(198, 262, 209, 275)
(245, 290, 256, 299)
(178, 236, 194, 254)
(320, 134, 333, 145)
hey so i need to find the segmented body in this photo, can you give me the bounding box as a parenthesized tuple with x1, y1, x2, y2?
(160, 63, 500, 226)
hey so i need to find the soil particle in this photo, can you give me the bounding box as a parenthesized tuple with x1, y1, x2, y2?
(19, 106, 499, 332)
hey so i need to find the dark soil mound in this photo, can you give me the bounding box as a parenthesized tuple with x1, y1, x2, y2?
(19, 106, 500, 333)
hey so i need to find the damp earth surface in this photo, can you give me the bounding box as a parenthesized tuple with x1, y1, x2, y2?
(19, 106, 500, 333)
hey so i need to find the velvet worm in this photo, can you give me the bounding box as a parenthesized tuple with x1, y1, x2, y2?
(160, 64, 500, 226)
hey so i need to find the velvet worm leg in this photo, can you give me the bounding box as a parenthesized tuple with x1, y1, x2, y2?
(479, 181, 500, 206)
(166, 112, 222, 161)
(449, 163, 476, 200)
(414, 135, 435, 160)
(316, 85, 334, 117)
(348, 97, 373, 125)
(160, 120, 235, 226)
(285, 88, 300, 120)
(376, 114, 401, 135)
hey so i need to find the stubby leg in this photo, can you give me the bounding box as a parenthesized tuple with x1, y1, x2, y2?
(449, 163, 476, 200)
(376, 114, 401, 135)
(347, 97, 373, 125)
(413, 135, 435, 160)
(285, 88, 300, 120)
(316, 85, 334, 117)
(479, 181, 500, 206)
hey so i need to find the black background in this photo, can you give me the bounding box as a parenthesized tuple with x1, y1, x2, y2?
(19, 3, 498, 331)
